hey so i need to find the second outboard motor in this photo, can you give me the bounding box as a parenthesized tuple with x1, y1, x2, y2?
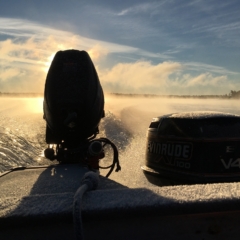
(142, 111, 240, 185)
(43, 50, 120, 176)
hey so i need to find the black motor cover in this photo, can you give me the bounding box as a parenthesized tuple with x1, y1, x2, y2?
(142, 112, 240, 184)
(43, 50, 104, 145)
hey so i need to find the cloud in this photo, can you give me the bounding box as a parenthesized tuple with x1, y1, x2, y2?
(117, 2, 158, 16)
(0, 67, 24, 82)
(0, 17, 147, 55)
(88, 44, 109, 61)
(99, 61, 179, 93)
(0, 17, 135, 92)
(0, 17, 238, 95)
(116, 1, 168, 16)
(0, 17, 174, 92)
(99, 60, 235, 95)
(0, 37, 58, 92)
(184, 73, 227, 87)
(183, 62, 238, 75)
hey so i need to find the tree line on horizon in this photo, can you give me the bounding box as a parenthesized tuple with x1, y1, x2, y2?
(229, 90, 240, 99)
(110, 90, 240, 99)
(0, 90, 239, 99)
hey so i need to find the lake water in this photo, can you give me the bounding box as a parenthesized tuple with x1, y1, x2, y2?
(0, 96, 239, 188)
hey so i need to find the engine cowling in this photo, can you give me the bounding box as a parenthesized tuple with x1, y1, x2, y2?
(43, 49, 104, 146)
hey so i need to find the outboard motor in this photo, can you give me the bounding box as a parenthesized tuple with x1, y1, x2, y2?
(142, 111, 240, 185)
(43, 50, 120, 176)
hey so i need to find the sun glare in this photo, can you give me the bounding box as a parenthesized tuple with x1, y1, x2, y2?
(43, 53, 55, 73)
(26, 97, 44, 114)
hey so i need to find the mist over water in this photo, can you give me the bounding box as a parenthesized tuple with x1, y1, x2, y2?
(0, 95, 239, 188)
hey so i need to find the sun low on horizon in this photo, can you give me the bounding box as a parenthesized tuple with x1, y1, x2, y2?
(43, 53, 55, 74)
(0, 0, 239, 95)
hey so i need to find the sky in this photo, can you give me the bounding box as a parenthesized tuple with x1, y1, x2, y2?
(0, 0, 239, 95)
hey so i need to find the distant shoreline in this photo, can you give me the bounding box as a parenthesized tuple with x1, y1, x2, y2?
(0, 93, 43, 98)
(0, 92, 239, 99)
(107, 93, 232, 99)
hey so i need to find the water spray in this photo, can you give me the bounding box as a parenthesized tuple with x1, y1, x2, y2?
(43, 49, 121, 177)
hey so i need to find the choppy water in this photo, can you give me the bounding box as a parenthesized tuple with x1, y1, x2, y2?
(0, 96, 239, 188)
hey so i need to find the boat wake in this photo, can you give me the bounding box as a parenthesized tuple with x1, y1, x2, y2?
(0, 110, 132, 174)
(0, 126, 43, 172)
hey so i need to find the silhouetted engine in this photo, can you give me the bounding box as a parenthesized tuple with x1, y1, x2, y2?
(43, 49, 120, 176)
(44, 50, 104, 146)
